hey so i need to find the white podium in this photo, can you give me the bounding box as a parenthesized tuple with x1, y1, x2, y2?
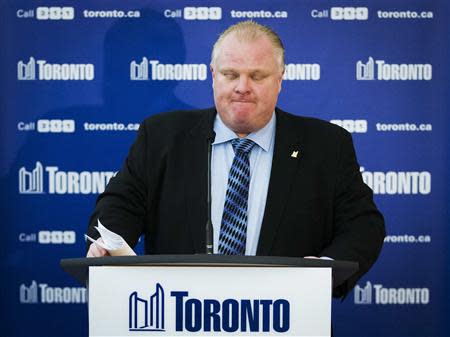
(61, 255, 358, 337)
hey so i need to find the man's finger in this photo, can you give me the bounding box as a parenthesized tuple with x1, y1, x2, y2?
(86, 239, 109, 257)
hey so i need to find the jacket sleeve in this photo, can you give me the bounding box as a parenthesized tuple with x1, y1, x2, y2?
(86, 122, 149, 251)
(320, 129, 386, 297)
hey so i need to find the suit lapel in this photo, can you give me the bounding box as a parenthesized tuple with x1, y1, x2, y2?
(257, 108, 304, 255)
(182, 108, 216, 253)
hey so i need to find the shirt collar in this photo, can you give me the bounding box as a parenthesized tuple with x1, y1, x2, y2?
(213, 112, 276, 152)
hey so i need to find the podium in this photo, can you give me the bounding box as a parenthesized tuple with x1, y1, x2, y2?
(61, 255, 358, 337)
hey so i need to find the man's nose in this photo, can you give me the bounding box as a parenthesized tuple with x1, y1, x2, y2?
(234, 76, 251, 94)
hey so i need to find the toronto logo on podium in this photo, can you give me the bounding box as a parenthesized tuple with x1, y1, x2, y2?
(129, 283, 165, 331)
(127, 283, 290, 333)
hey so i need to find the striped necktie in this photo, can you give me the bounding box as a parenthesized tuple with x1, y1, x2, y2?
(218, 138, 256, 255)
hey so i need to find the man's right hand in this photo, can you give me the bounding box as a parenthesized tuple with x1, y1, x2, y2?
(86, 238, 110, 257)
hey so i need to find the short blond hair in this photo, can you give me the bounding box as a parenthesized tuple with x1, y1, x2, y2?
(211, 20, 285, 69)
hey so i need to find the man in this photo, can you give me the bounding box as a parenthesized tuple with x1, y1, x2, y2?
(87, 21, 385, 296)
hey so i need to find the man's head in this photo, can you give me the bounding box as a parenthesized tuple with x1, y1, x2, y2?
(210, 21, 285, 137)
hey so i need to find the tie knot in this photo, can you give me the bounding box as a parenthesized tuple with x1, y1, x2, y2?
(231, 138, 255, 154)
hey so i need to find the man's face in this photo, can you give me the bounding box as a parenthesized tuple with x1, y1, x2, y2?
(211, 33, 284, 136)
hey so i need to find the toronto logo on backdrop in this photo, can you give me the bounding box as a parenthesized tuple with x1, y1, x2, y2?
(18, 162, 116, 195)
(356, 57, 432, 81)
(354, 281, 430, 305)
(20, 280, 86, 304)
(17, 57, 95, 81)
(129, 57, 207, 81)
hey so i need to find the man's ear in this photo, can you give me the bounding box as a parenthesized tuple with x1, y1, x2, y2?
(278, 67, 285, 93)
(210, 64, 215, 87)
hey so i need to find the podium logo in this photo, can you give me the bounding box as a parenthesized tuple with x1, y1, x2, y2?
(17, 57, 95, 81)
(130, 58, 207, 81)
(356, 57, 432, 81)
(127, 283, 290, 333)
(18, 162, 116, 195)
(129, 283, 165, 331)
(354, 282, 429, 305)
(19, 162, 44, 194)
(354, 281, 372, 304)
(20, 280, 86, 304)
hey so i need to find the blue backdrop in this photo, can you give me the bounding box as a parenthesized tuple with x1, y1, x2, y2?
(1, 1, 449, 336)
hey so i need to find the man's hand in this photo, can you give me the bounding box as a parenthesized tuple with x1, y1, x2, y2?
(304, 256, 334, 260)
(87, 238, 110, 257)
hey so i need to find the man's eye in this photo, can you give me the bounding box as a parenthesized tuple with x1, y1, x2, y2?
(251, 74, 266, 81)
(223, 73, 237, 79)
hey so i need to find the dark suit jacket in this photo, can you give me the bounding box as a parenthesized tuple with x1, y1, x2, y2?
(87, 107, 385, 297)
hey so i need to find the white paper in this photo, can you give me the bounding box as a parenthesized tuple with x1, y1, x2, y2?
(85, 219, 136, 256)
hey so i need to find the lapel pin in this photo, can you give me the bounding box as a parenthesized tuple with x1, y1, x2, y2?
(291, 150, 299, 158)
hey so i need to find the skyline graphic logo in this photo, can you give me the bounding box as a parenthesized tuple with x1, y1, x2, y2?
(356, 57, 375, 80)
(19, 162, 44, 194)
(130, 57, 149, 80)
(18, 57, 36, 80)
(354, 281, 372, 304)
(129, 283, 165, 332)
(20, 281, 39, 303)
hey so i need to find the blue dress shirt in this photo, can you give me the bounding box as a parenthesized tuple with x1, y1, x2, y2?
(211, 112, 276, 255)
